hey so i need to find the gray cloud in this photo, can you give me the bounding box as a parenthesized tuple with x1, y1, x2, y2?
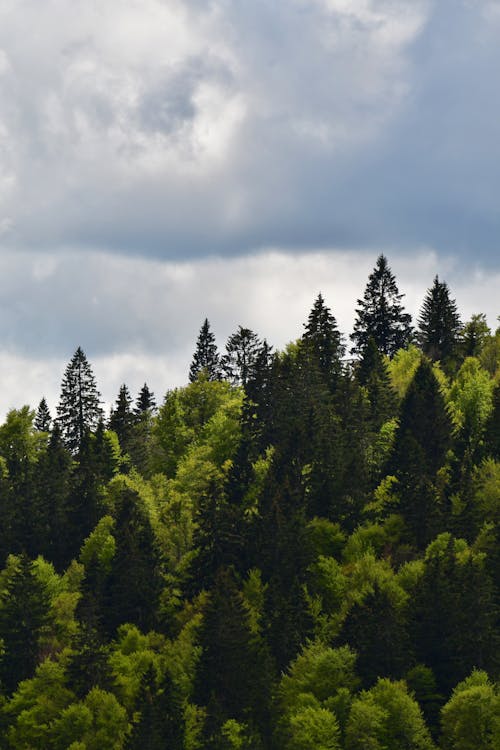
(0, 1, 498, 262)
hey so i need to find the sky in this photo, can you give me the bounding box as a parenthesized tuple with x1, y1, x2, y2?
(0, 0, 499, 415)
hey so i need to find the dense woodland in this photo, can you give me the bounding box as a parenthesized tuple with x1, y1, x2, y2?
(0, 255, 499, 749)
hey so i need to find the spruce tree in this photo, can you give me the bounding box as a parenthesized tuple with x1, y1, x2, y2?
(108, 384, 134, 451)
(302, 293, 345, 384)
(189, 318, 222, 382)
(34, 397, 52, 432)
(135, 383, 156, 415)
(351, 255, 413, 357)
(417, 276, 462, 367)
(223, 326, 262, 388)
(0, 554, 51, 694)
(388, 359, 452, 547)
(127, 665, 185, 750)
(56, 347, 103, 453)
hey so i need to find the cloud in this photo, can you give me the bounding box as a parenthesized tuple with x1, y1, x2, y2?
(0, 246, 497, 418)
(1, 1, 498, 262)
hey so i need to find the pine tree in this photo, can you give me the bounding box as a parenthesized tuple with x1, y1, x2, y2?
(302, 293, 345, 384)
(34, 397, 52, 432)
(34, 423, 73, 569)
(193, 567, 272, 745)
(56, 347, 103, 453)
(0, 554, 51, 694)
(108, 384, 134, 451)
(417, 276, 462, 368)
(356, 337, 397, 430)
(126, 665, 185, 750)
(189, 318, 222, 382)
(388, 358, 452, 547)
(135, 383, 156, 415)
(103, 486, 161, 636)
(223, 326, 262, 388)
(351, 255, 413, 357)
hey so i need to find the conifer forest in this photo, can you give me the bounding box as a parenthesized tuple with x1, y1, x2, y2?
(0, 255, 499, 749)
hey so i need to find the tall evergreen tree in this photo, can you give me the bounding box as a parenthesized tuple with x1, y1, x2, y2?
(356, 337, 397, 430)
(127, 665, 185, 750)
(135, 383, 156, 415)
(56, 347, 103, 453)
(193, 567, 272, 746)
(34, 423, 73, 569)
(388, 358, 452, 547)
(189, 318, 222, 382)
(103, 486, 161, 636)
(223, 326, 262, 388)
(34, 397, 51, 432)
(0, 554, 51, 694)
(108, 384, 134, 451)
(302, 293, 345, 385)
(351, 255, 413, 357)
(417, 276, 462, 367)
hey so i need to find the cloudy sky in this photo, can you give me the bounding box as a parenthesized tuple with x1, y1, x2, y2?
(0, 0, 499, 415)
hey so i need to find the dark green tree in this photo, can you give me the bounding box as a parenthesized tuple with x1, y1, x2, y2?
(108, 384, 134, 452)
(337, 583, 412, 688)
(135, 383, 156, 415)
(388, 359, 452, 547)
(0, 554, 51, 694)
(126, 665, 185, 750)
(193, 567, 272, 746)
(223, 326, 262, 388)
(103, 486, 161, 636)
(34, 397, 51, 432)
(189, 318, 222, 382)
(34, 423, 73, 569)
(350, 255, 413, 357)
(302, 293, 345, 384)
(417, 276, 461, 368)
(56, 347, 104, 453)
(483, 379, 500, 460)
(356, 337, 397, 430)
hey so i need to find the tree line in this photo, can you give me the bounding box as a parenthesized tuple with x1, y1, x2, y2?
(0, 254, 498, 749)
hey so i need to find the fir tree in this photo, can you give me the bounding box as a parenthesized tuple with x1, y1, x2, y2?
(302, 293, 345, 384)
(103, 486, 161, 636)
(356, 337, 397, 429)
(0, 554, 51, 694)
(135, 383, 156, 415)
(189, 318, 222, 382)
(108, 384, 134, 451)
(34, 423, 73, 569)
(34, 397, 51, 432)
(351, 255, 413, 357)
(223, 326, 262, 388)
(417, 276, 462, 368)
(388, 359, 452, 547)
(56, 347, 103, 453)
(126, 665, 185, 750)
(194, 567, 272, 745)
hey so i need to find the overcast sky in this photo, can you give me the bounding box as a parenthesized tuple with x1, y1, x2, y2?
(0, 0, 499, 416)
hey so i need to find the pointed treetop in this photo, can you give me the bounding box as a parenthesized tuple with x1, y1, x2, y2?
(223, 326, 263, 387)
(135, 383, 156, 414)
(417, 275, 461, 366)
(34, 397, 52, 432)
(302, 292, 345, 379)
(189, 318, 222, 382)
(350, 254, 413, 358)
(56, 347, 103, 452)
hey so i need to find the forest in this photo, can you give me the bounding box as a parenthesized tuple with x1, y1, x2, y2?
(0, 254, 498, 749)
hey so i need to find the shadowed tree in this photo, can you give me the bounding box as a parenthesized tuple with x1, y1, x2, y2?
(56, 347, 103, 453)
(302, 293, 345, 385)
(351, 255, 413, 358)
(417, 276, 461, 369)
(34, 397, 52, 432)
(190, 318, 222, 382)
